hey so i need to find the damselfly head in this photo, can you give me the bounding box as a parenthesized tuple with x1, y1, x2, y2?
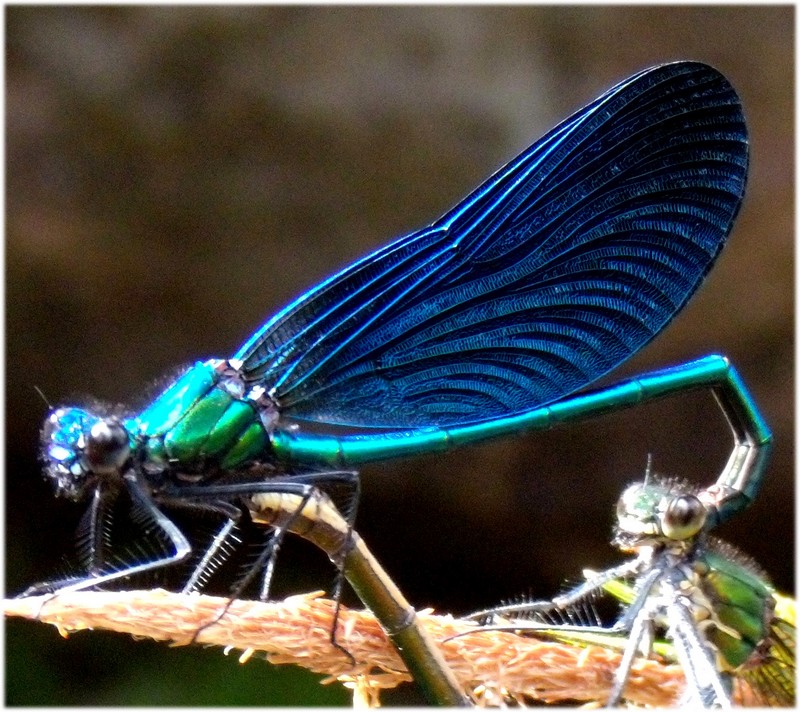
(40, 407, 131, 500)
(614, 479, 707, 550)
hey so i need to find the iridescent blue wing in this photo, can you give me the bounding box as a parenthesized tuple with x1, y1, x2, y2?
(236, 62, 748, 428)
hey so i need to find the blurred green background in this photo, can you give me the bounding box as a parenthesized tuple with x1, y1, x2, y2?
(6, 6, 793, 706)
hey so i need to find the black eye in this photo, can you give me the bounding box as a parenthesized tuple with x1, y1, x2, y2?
(661, 494, 706, 540)
(84, 419, 130, 473)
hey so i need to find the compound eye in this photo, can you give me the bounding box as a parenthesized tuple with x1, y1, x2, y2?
(84, 419, 130, 473)
(661, 494, 706, 540)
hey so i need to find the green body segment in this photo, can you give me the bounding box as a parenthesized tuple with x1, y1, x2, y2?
(129, 361, 270, 471)
(597, 557, 777, 672)
(700, 549, 775, 670)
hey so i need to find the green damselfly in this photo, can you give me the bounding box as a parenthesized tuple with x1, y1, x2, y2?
(463, 470, 794, 707)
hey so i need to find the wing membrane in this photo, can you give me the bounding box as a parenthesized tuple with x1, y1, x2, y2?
(236, 62, 748, 428)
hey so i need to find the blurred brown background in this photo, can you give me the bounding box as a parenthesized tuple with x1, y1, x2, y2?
(6, 6, 793, 706)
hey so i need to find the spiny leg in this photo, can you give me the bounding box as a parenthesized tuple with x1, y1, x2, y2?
(464, 557, 644, 625)
(252, 470, 362, 664)
(76, 482, 117, 577)
(284, 470, 362, 660)
(21, 481, 117, 597)
(172, 470, 360, 663)
(606, 595, 659, 706)
(151, 497, 244, 594)
(23, 474, 192, 596)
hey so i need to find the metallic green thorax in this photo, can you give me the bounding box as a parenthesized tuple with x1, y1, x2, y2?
(129, 360, 271, 472)
(698, 546, 776, 671)
(590, 555, 777, 672)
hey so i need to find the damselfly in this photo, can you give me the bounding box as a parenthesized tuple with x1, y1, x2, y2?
(464, 468, 793, 707)
(29, 62, 760, 602)
(587, 564, 796, 706)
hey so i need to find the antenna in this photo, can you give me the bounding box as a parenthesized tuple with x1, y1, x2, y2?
(644, 453, 653, 485)
(33, 385, 52, 409)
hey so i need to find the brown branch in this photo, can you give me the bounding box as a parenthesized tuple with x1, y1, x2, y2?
(5, 589, 691, 706)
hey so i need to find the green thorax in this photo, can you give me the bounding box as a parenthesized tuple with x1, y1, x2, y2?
(128, 360, 272, 472)
(692, 541, 775, 671)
